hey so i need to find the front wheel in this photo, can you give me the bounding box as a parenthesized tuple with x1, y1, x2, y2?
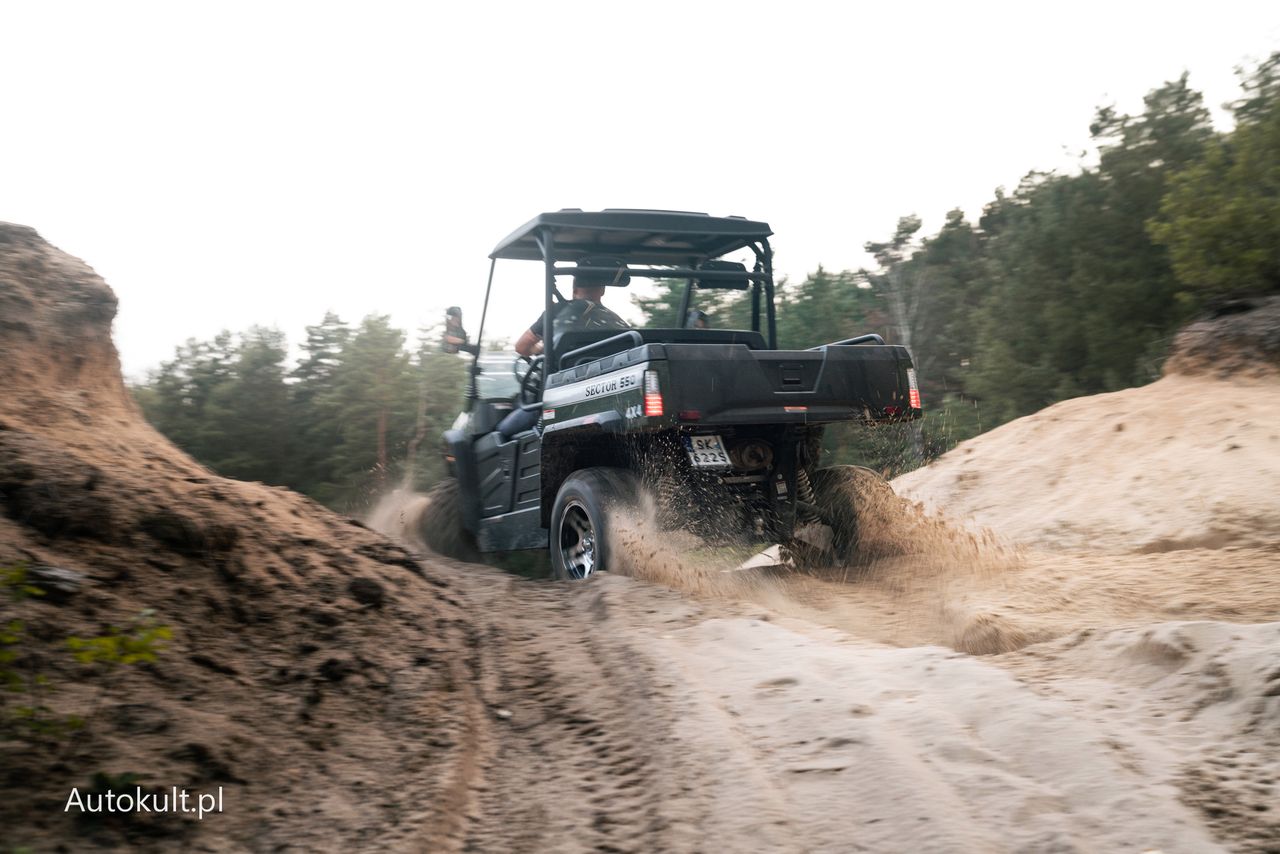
(417, 478, 481, 562)
(549, 468, 640, 580)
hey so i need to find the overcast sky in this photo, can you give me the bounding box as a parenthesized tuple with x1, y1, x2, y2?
(3, 1, 1278, 379)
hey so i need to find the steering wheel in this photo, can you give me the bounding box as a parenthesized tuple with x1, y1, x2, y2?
(516, 355, 544, 406)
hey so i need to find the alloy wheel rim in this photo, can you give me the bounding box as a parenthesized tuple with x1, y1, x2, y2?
(559, 500, 596, 580)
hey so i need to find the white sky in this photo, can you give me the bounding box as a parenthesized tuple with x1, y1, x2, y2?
(2, 0, 1278, 379)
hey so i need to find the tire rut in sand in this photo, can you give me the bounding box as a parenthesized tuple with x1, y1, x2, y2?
(462, 584, 701, 853)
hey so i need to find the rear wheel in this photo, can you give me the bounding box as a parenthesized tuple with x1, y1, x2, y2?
(796, 465, 896, 567)
(549, 468, 640, 580)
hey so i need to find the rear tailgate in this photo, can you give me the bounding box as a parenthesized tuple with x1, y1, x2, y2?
(656, 342, 919, 426)
(541, 341, 919, 432)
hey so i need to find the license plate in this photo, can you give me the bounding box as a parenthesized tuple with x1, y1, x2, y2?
(683, 434, 731, 469)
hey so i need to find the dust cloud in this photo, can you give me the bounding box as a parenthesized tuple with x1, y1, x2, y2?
(606, 476, 1030, 655)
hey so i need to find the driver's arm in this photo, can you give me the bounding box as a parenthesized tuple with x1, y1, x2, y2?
(515, 328, 543, 358)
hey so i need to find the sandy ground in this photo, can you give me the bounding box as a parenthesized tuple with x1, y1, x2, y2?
(407, 551, 1280, 853)
(892, 373, 1280, 553)
(3, 222, 1279, 852)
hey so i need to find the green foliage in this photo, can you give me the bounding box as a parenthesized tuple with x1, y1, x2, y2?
(407, 332, 470, 492)
(631, 277, 754, 331)
(1150, 53, 1280, 299)
(1, 562, 78, 738)
(1, 563, 44, 603)
(929, 72, 1219, 426)
(66, 613, 172, 668)
(774, 267, 887, 350)
(134, 311, 475, 512)
(1, 563, 43, 696)
(2, 564, 169, 742)
(821, 394, 986, 478)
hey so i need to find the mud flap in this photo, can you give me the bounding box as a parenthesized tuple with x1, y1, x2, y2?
(791, 522, 834, 553)
(731, 544, 788, 572)
(729, 522, 837, 572)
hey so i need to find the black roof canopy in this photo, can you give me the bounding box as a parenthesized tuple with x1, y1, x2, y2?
(490, 209, 773, 264)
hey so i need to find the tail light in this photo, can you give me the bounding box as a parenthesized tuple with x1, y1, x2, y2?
(907, 368, 922, 409)
(643, 370, 664, 417)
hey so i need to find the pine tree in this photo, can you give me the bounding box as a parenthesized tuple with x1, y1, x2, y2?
(1150, 53, 1280, 299)
(287, 312, 352, 499)
(324, 315, 419, 507)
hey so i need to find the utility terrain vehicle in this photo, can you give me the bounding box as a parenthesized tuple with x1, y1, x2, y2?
(431, 210, 921, 579)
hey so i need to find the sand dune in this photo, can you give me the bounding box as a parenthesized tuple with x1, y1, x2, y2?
(893, 374, 1280, 552)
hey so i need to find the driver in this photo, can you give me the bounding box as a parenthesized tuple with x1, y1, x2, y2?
(514, 258, 630, 358)
(499, 259, 631, 438)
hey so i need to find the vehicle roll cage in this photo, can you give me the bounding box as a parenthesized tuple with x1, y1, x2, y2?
(469, 210, 777, 402)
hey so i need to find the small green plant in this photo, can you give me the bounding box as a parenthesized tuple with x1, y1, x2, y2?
(66, 610, 172, 744)
(0, 561, 73, 737)
(1, 615, 25, 691)
(1, 562, 44, 602)
(66, 611, 173, 667)
(1, 563, 172, 743)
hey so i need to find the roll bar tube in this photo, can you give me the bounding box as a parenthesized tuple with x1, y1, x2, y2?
(532, 230, 779, 361)
(467, 257, 498, 402)
(677, 267, 694, 329)
(810, 333, 886, 349)
(537, 229, 557, 370)
(763, 239, 777, 349)
(549, 265, 771, 281)
(748, 239, 777, 349)
(558, 330, 644, 371)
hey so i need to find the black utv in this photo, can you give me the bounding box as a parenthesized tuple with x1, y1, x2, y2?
(428, 209, 921, 579)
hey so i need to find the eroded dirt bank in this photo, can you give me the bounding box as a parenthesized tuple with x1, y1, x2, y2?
(3, 223, 1278, 852)
(0, 224, 492, 851)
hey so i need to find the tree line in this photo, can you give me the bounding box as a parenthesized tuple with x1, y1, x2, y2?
(133, 313, 467, 511)
(644, 53, 1280, 472)
(134, 54, 1279, 500)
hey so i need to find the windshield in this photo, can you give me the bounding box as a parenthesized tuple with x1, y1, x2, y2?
(474, 351, 521, 400)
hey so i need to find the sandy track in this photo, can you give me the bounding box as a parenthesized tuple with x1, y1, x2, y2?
(433, 556, 1277, 853)
(413, 407, 1280, 852)
(443, 569, 798, 853)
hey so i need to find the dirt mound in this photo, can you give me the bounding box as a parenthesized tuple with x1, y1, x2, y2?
(1164, 295, 1280, 379)
(0, 225, 129, 423)
(893, 372, 1280, 552)
(0, 224, 483, 851)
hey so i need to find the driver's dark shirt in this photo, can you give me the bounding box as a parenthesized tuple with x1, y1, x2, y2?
(527, 302, 563, 337)
(528, 300, 629, 339)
